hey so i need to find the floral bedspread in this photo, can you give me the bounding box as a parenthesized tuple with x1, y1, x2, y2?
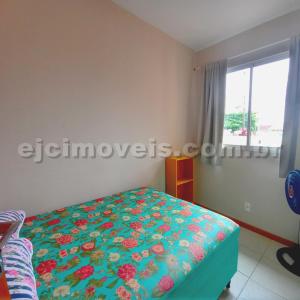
(21, 187, 238, 300)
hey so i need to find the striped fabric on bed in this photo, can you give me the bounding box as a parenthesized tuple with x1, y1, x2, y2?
(2, 238, 37, 300)
(0, 210, 26, 238)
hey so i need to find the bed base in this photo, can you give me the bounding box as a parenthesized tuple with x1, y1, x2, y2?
(167, 227, 239, 300)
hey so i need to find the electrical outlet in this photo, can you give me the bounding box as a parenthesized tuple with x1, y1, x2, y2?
(244, 202, 251, 212)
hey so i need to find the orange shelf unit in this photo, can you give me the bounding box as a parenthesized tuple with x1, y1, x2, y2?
(165, 156, 194, 203)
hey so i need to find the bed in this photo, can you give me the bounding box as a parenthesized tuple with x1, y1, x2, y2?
(21, 187, 239, 300)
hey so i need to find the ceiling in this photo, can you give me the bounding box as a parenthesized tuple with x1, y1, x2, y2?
(112, 0, 300, 51)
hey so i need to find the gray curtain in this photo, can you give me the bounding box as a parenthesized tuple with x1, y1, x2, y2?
(279, 36, 300, 178)
(198, 60, 227, 165)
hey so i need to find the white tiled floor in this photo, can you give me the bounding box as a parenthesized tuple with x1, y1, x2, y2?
(219, 228, 300, 300)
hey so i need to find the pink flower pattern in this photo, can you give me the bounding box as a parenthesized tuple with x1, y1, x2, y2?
(21, 187, 238, 299)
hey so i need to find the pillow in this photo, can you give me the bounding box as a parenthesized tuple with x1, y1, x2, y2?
(2, 238, 33, 262)
(2, 238, 38, 300)
(0, 210, 26, 238)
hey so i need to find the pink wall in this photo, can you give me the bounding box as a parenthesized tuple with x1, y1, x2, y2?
(0, 0, 194, 215)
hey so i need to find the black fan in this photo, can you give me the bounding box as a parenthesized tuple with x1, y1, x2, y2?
(276, 170, 300, 276)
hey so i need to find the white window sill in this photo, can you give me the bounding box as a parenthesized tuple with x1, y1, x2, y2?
(221, 144, 281, 159)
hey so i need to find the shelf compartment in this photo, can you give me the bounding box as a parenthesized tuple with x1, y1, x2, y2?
(177, 181, 193, 203)
(177, 159, 193, 181)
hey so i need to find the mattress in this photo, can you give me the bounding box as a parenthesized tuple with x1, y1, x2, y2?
(21, 187, 239, 299)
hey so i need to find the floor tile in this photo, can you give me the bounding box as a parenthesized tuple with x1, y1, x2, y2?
(251, 257, 300, 300)
(220, 227, 299, 300)
(262, 240, 285, 263)
(239, 228, 270, 256)
(238, 245, 261, 277)
(238, 279, 286, 300)
(219, 272, 248, 300)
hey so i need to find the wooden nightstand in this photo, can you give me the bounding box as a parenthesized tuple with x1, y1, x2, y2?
(165, 156, 194, 203)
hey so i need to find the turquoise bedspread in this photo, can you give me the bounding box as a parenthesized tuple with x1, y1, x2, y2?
(21, 187, 239, 299)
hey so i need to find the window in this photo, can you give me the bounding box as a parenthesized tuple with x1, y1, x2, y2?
(223, 55, 289, 148)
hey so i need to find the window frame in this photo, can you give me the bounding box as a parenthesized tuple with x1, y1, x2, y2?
(224, 51, 289, 150)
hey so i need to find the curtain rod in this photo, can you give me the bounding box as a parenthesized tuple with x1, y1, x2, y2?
(193, 38, 290, 72)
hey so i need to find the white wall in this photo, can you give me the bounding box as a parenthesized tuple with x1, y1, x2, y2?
(193, 10, 300, 242)
(0, 0, 193, 216)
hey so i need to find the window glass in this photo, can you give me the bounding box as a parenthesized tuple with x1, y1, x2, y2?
(223, 68, 250, 146)
(251, 59, 289, 147)
(223, 57, 289, 147)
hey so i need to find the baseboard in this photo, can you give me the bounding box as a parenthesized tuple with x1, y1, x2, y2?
(199, 204, 295, 247)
